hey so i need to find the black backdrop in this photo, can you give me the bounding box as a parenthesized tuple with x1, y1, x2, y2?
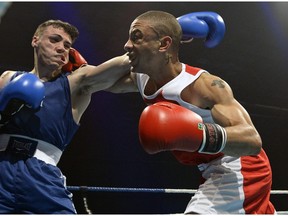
(0, 2, 287, 214)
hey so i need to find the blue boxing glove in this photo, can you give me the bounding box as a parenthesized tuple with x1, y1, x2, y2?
(0, 73, 45, 125)
(177, 11, 226, 48)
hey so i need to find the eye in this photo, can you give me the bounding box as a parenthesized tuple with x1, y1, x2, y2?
(49, 35, 61, 43)
(49, 38, 57, 43)
(64, 42, 71, 50)
(130, 31, 143, 44)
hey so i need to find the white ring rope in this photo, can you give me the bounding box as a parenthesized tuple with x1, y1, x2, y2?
(67, 186, 288, 214)
(67, 186, 288, 195)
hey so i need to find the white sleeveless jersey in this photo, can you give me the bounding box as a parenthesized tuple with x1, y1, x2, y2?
(135, 63, 275, 214)
(136, 63, 214, 123)
(136, 63, 223, 165)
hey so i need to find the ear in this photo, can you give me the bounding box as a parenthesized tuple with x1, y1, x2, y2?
(31, 35, 39, 48)
(159, 36, 172, 52)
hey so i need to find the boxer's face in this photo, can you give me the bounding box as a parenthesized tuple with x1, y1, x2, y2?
(124, 19, 162, 73)
(32, 26, 72, 70)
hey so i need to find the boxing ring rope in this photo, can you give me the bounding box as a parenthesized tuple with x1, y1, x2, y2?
(67, 186, 288, 195)
(67, 186, 288, 214)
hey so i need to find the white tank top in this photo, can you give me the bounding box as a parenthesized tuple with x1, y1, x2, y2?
(136, 63, 214, 123)
(136, 63, 223, 165)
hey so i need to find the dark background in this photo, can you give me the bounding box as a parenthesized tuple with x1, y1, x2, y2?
(0, 1, 287, 214)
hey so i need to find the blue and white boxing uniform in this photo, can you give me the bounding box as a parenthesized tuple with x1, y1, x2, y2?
(0, 71, 79, 214)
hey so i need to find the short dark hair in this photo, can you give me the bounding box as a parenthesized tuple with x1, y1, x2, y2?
(136, 10, 182, 52)
(34, 19, 79, 43)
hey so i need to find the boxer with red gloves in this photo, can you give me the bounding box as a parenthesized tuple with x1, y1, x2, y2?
(107, 10, 275, 214)
(0, 19, 130, 213)
(138, 101, 227, 155)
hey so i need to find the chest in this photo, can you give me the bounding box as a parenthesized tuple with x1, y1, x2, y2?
(144, 79, 208, 109)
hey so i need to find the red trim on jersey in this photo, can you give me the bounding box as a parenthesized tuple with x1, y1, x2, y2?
(185, 64, 202, 76)
(143, 65, 202, 105)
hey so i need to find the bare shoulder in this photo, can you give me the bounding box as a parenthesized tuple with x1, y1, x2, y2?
(194, 72, 234, 104)
(0, 70, 16, 78)
(197, 72, 232, 91)
(0, 70, 16, 88)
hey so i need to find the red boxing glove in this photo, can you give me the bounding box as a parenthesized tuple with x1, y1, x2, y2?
(138, 102, 227, 155)
(62, 48, 88, 72)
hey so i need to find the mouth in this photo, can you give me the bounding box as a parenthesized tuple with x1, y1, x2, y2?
(128, 54, 136, 65)
(59, 55, 67, 64)
(55, 55, 66, 65)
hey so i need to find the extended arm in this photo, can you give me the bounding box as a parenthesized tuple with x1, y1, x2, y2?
(68, 53, 131, 95)
(105, 72, 138, 93)
(67, 53, 132, 123)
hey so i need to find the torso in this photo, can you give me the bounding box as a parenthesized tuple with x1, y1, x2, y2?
(136, 63, 223, 165)
(0, 71, 79, 151)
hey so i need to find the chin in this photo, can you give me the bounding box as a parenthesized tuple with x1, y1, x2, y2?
(130, 66, 136, 73)
(52, 69, 62, 77)
(131, 64, 142, 72)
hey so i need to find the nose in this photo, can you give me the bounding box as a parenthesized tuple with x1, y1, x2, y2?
(124, 39, 133, 52)
(56, 43, 67, 53)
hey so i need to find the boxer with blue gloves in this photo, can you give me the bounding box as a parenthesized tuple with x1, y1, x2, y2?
(107, 10, 275, 214)
(0, 19, 130, 214)
(0, 73, 45, 125)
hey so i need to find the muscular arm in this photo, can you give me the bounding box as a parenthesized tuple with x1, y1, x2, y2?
(68, 54, 130, 94)
(195, 73, 262, 157)
(105, 72, 138, 93)
(68, 54, 131, 123)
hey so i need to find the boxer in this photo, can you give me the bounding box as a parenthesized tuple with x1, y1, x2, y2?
(0, 19, 130, 213)
(107, 10, 275, 214)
